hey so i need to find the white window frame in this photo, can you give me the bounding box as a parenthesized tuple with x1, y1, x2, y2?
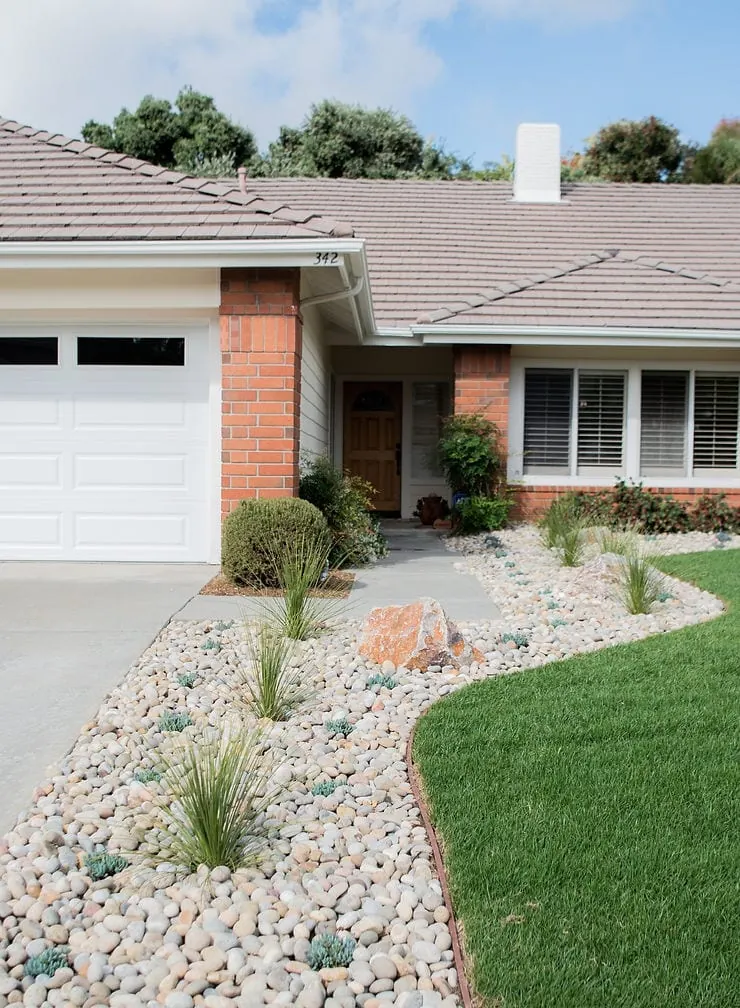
(509, 357, 740, 489)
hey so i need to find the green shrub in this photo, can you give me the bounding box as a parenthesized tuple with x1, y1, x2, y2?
(438, 414, 504, 496)
(154, 728, 273, 871)
(691, 492, 740, 532)
(235, 624, 310, 720)
(158, 712, 193, 733)
(307, 933, 356, 970)
(25, 947, 69, 978)
(222, 497, 331, 588)
(611, 480, 691, 533)
(452, 495, 511, 536)
(299, 455, 388, 566)
(85, 852, 129, 881)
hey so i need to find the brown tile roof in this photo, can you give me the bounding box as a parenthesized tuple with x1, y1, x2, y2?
(0, 119, 353, 241)
(244, 177, 740, 330)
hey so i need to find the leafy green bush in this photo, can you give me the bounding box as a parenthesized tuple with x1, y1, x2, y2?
(299, 455, 388, 566)
(85, 852, 129, 881)
(222, 498, 331, 588)
(155, 728, 273, 871)
(611, 481, 691, 533)
(307, 933, 356, 970)
(452, 495, 511, 536)
(25, 947, 69, 978)
(438, 414, 504, 496)
(690, 492, 740, 533)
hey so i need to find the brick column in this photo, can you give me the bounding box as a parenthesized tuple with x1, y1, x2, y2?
(220, 267, 302, 516)
(453, 345, 511, 453)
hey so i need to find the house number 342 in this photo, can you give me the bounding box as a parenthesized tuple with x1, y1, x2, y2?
(314, 252, 340, 264)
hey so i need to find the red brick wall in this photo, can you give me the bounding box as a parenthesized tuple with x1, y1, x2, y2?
(220, 267, 302, 516)
(453, 345, 511, 453)
(514, 484, 740, 521)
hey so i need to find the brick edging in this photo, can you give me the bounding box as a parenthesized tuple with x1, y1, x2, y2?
(405, 727, 475, 1008)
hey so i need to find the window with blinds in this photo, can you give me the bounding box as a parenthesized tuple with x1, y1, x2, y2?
(576, 371, 626, 474)
(693, 374, 739, 472)
(523, 369, 572, 474)
(640, 371, 688, 476)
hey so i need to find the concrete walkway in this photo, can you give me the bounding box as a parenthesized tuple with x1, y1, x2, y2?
(0, 562, 215, 833)
(178, 522, 498, 623)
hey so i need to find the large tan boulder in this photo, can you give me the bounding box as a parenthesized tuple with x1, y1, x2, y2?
(358, 597, 483, 671)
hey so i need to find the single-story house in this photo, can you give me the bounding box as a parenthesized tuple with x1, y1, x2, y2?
(2, 119, 740, 563)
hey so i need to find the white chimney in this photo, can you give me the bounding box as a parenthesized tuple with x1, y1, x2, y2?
(513, 123, 561, 203)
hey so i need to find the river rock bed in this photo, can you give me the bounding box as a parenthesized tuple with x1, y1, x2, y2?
(0, 527, 728, 1008)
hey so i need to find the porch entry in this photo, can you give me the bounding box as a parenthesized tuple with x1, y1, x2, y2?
(343, 381, 402, 512)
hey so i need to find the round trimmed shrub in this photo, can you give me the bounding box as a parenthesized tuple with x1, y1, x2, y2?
(222, 497, 331, 587)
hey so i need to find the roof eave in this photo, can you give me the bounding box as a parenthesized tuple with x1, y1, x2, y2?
(369, 323, 740, 350)
(0, 237, 367, 270)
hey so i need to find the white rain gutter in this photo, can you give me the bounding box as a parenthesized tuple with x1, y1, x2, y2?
(408, 323, 740, 349)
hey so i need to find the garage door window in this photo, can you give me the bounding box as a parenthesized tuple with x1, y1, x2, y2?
(0, 337, 58, 365)
(77, 337, 185, 366)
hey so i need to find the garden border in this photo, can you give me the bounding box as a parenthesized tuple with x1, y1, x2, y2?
(406, 727, 475, 1008)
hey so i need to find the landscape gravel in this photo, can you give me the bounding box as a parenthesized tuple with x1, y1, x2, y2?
(0, 526, 729, 1008)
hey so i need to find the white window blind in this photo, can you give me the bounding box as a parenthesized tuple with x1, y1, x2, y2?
(640, 371, 688, 475)
(693, 375, 739, 471)
(523, 369, 572, 474)
(577, 372, 626, 473)
(411, 382, 449, 480)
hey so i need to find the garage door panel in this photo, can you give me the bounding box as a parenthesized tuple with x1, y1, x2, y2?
(0, 454, 62, 488)
(74, 514, 189, 549)
(73, 454, 189, 490)
(0, 326, 213, 561)
(0, 513, 62, 548)
(0, 398, 62, 427)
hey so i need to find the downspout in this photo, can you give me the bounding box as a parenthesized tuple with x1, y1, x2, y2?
(299, 275, 365, 308)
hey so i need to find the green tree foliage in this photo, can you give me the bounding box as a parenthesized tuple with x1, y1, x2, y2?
(82, 87, 257, 176)
(687, 119, 740, 183)
(581, 116, 687, 182)
(255, 100, 470, 179)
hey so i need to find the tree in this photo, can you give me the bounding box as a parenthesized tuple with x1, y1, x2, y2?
(687, 119, 740, 183)
(581, 116, 687, 182)
(255, 100, 469, 179)
(82, 87, 257, 176)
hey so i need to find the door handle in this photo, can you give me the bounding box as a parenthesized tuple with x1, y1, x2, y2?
(395, 442, 402, 475)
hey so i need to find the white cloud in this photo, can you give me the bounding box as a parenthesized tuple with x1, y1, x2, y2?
(0, 0, 636, 145)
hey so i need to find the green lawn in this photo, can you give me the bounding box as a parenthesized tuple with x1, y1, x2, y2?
(413, 551, 739, 1008)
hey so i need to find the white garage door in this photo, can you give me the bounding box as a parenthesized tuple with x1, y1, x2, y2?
(0, 327, 213, 561)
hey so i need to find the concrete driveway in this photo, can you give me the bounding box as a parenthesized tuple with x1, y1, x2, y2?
(0, 562, 216, 834)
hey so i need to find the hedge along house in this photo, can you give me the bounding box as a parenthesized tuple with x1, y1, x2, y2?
(1, 119, 740, 563)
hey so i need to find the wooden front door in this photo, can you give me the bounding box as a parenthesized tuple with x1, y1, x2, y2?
(343, 381, 402, 512)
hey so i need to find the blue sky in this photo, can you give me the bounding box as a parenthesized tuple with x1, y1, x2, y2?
(0, 1, 738, 165)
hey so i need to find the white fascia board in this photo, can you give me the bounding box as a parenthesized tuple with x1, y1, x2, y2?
(412, 323, 740, 349)
(345, 246, 377, 340)
(0, 238, 366, 270)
